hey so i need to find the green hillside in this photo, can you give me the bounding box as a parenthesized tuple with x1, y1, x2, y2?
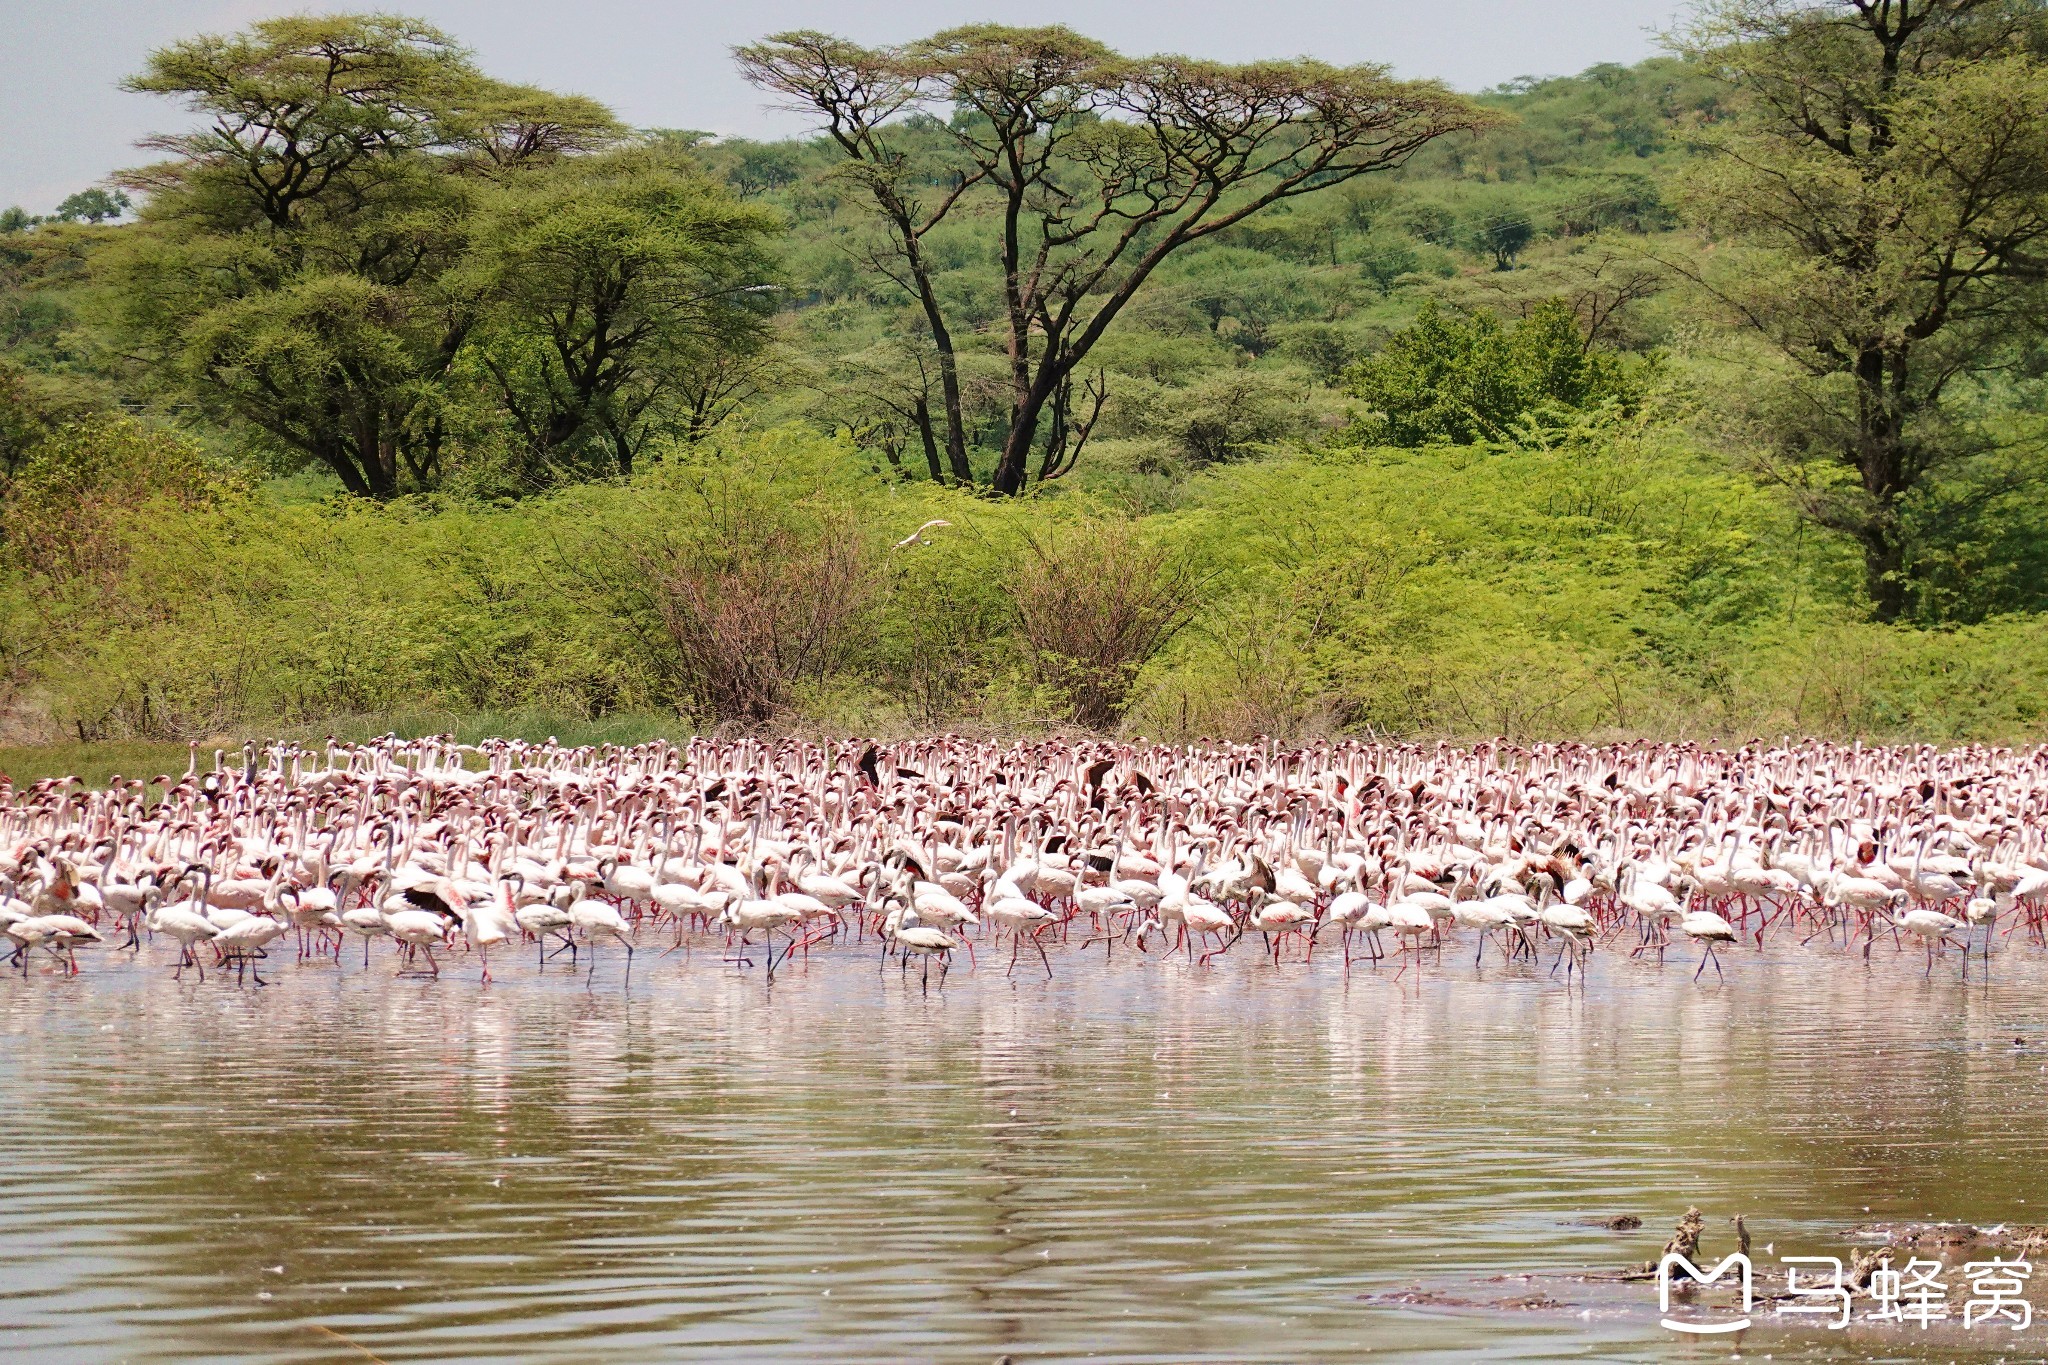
(3, 8, 2046, 753)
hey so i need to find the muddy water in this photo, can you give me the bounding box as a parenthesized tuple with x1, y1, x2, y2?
(2, 937, 2046, 1363)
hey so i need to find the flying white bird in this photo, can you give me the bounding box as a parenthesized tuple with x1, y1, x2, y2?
(892, 519, 952, 549)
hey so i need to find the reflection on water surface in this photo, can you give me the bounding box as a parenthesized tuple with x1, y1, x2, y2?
(3, 943, 2045, 1362)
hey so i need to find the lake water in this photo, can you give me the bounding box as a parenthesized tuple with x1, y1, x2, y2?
(4, 935, 2047, 1362)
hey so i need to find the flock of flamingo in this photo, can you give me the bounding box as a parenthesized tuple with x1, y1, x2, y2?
(3, 735, 2046, 990)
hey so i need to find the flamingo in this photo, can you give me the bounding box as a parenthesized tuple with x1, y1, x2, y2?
(149, 873, 221, 980)
(1538, 890, 1597, 983)
(464, 879, 521, 982)
(985, 881, 1057, 977)
(2, 734, 2048, 999)
(888, 906, 959, 987)
(569, 888, 635, 981)
(213, 914, 288, 985)
(1679, 907, 1737, 982)
(1247, 891, 1315, 962)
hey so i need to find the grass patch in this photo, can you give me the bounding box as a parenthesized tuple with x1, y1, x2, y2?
(0, 740, 195, 787)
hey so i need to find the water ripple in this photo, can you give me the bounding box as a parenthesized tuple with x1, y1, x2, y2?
(2, 943, 2044, 1361)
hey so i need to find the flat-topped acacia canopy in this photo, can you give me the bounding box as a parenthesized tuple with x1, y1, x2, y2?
(737, 25, 1501, 493)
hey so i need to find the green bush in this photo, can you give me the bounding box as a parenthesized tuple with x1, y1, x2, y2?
(1347, 299, 1656, 447)
(0, 416, 2041, 746)
(3, 415, 245, 585)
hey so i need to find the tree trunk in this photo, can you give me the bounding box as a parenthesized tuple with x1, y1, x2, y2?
(890, 220, 974, 484)
(914, 397, 943, 483)
(994, 356, 1075, 494)
(992, 393, 1043, 495)
(318, 439, 377, 497)
(360, 452, 396, 498)
(1851, 345, 1912, 622)
(334, 412, 397, 498)
(1859, 521, 1908, 623)
(936, 353, 972, 484)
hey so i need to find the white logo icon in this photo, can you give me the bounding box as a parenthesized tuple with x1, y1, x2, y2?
(1660, 1253, 1754, 1334)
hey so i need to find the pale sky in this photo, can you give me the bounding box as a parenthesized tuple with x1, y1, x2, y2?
(0, 0, 1689, 214)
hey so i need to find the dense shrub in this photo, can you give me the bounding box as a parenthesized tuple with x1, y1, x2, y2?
(3, 416, 245, 586)
(0, 418, 2041, 746)
(592, 438, 882, 726)
(1013, 519, 1205, 729)
(1347, 299, 1656, 446)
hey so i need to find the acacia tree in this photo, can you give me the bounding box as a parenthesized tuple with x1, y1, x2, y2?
(102, 14, 620, 496)
(737, 25, 1498, 494)
(1674, 0, 2048, 620)
(460, 147, 782, 481)
(822, 334, 956, 481)
(1473, 207, 1535, 270)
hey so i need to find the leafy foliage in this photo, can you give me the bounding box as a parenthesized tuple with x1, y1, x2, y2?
(737, 23, 1500, 493)
(1013, 518, 1204, 728)
(95, 14, 775, 498)
(1348, 299, 1655, 446)
(0, 420, 2039, 746)
(50, 190, 130, 224)
(2, 16, 2047, 745)
(457, 148, 782, 484)
(2, 416, 245, 587)
(588, 434, 879, 725)
(1672, 0, 2048, 619)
